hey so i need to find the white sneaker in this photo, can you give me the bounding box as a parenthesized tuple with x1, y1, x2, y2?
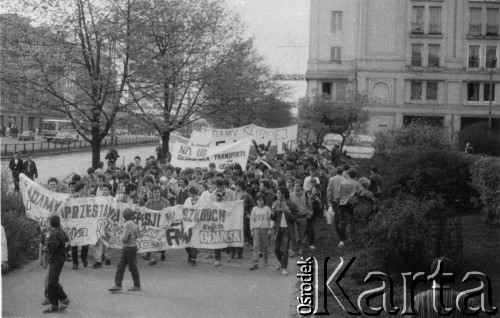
(309, 245, 316, 250)
(338, 241, 345, 248)
(214, 261, 221, 267)
(281, 269, 288, 276)
(276, 264, 282, 271)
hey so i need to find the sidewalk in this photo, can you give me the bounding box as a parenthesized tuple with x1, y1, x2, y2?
(2, 248, 297, 318)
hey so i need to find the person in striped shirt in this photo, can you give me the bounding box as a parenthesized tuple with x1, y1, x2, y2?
(109, 208, 141, 292)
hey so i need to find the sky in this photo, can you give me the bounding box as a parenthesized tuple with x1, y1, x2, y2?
(225, 0, 310, 103)
(0, 0, 311, 103)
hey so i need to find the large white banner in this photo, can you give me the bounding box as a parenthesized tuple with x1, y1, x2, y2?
(189, 124, 298, 154)
(19, 175, 244, 252)
(170, 138, 251, 171)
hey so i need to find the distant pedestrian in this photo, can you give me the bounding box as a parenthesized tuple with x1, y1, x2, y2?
(8, 152, 23, 192)
(0, 126, 5, 137)
(109, 208, 141, 292)
(43, 215, 70, 313)
(465, 142, 474, 154)
(5, 126, 10, 138)
(23, 155, 38, 181)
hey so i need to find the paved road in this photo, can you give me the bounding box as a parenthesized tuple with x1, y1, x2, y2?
(2, 248, 296, 318)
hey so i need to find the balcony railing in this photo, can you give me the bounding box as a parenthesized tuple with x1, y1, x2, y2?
(486, 24, 499, 36)
(469, 24, 482, 35)
(411, 22, 425, 34)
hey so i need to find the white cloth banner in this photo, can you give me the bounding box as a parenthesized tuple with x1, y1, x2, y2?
(19, 175, 244, 252)
(170, 138, 251, 171)
(189, 124, 298, 154)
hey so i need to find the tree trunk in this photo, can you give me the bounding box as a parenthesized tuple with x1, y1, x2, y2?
(91, 125, 101, 168)
(161, 130, 171, 160)
(91, 139, 101, 168)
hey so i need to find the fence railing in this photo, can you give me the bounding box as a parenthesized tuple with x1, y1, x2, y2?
(1, 136, 160, 157)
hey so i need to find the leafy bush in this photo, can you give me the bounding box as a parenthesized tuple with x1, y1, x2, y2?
(386, 148, 476, 213)
(362, 195, 453, 274)
(374, 121, 453, 159)
(1, 167, 40, 269)
(458, 122, 500, 156)
(470, 157, 500, 224)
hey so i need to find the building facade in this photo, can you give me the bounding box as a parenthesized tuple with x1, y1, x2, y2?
(306, 0, 500, 139)
(0, 14, 66, 135)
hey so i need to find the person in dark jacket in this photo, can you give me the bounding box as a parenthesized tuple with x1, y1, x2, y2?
(43, 215, 70, 313)
(23, 155, 38, 181)
(270, 186, 298, 276)
(8, 152, 23, 192)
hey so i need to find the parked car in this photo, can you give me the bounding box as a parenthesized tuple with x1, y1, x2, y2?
(18, 131, 36, 141)
(52, 132, 77, 144)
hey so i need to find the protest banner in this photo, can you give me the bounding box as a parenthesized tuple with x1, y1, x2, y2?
(189, 124, 298, 154)
(170, 133, 190, 146)
(170, 138, 251, 171)
(19, 175, 244, 252)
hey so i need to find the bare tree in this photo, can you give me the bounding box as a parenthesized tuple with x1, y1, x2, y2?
(126, 0, 243, 157)
(1, 0, 141, 167)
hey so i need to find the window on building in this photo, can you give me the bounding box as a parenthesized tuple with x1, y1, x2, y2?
(428, 45, 440, 67)
(331, 11, 343, 31)
(411, 44, 423, 67)
(467, 83, 480, 101)
(468, 45, 481, 68)
(426, 82, 438, 100)
(484, 83, 496, 102)
(322, 82, 332, 97)
(330, 47, 341, 62)
(486, 45, 498, 68)
(487, 8, 499, 36)
(470, 8, 482, 35)
(429, 7, 442, 34)
(411, 81, 423, 100)
(412, 6, 425, 33)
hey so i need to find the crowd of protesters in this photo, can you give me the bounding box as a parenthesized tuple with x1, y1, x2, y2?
(37, 142, 382, 279)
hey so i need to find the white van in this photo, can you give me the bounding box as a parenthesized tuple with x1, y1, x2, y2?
(322, 133, 375, 159)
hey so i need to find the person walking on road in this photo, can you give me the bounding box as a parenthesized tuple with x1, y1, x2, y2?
(270, 187, 298, 276)
(23, 155, 38, 181)
(109, 208, 141, 292)
(8, 151, 23, 192)
(43, 215, 70, 313)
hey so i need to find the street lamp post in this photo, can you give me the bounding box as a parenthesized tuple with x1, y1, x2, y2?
(488, 57, 497, 130)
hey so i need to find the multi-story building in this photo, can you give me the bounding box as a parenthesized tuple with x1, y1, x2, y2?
(0, 14, 66, 134)
(306, 0, 500, 139)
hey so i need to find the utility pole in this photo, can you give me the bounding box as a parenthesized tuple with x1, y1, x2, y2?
(489, 57, 497, 130)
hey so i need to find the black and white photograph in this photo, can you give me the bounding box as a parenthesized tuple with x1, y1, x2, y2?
(0, 0, 499, 317)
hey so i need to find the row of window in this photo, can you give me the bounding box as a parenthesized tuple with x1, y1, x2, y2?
(469, 7, 499, 36)
(331, 7, 500, 36)
(411, 6, 499, 36)
(320, 80, 496, 103)
(410, 81, 496, 102)
(328, 44, 499, 69)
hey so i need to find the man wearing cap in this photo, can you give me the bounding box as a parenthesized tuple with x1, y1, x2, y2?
(8, 152, 24, 192)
